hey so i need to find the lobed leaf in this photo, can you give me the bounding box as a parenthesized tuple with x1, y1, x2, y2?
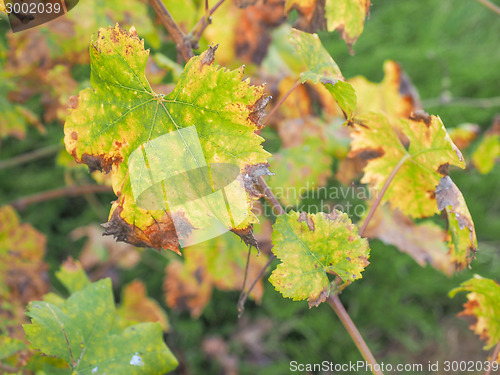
(285, 0, 370, 48)
(450, 276, 500, 349)
(64, 25, 270, 253)
(290, 28, 356, 121)
(349, 112, 465, 218)
(269, 210, 369, 307)
(24, 279, 178, 374)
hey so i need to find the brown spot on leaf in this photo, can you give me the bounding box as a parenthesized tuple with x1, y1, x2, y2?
(232, 226, 259, 249)
(81, 153, 123, 173)
(297, 212, 315, 231)
(71, 131, 78, 140)
(243, 163, 272, 198)
(308, 285, 329, 308)
(68, 95, 79, 109)
(437, 163, 449, 176)
(201, 45, 218, 67)
(409, 110, 432, 127)
(248, 95, 271, 128)
(435, 176, 460, 211)
(354, 147, 385, 161)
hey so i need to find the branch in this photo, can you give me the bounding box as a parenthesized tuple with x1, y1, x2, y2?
(0, 144, 61, 170)
(359, 154, 410, 237)
(188, 0, 226, 48)
(327, 294, 384, 375)
(485, 340, 500, 375)
(9, 184, 113, 211)
(476, 0, 500, 16)
(262, 79, 302, 126)
(422, 95, 500, 109)
(148, 0, 194, 62)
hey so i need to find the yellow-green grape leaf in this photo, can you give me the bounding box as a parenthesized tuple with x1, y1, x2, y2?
(435, 176, 477, 270)
(116, 280, 170, 332)
(324, 0, 370, 48)
(285, 0, 370, 49)
(24, 279, 178, 374)
(266, 137, 332, 207)
(290, 28, 356, 121)
(0, 1, 6, 15)
(472, 133, 500, 174)
(269, 210, 369, 307)
(64, 25, 270, 253)
(349, 112, 465, 218)
(346, 61, 418, 122)
(450, 275, 500, 349)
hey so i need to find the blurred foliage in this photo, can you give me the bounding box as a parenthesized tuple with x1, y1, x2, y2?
(0, 0, 499, 374)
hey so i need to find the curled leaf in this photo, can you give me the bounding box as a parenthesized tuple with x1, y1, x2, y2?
(435, 176, 477, 269)
(450, 276, 500, 349)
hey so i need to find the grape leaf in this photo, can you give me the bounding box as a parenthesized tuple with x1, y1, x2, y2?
(472, 118, 500, 174)
(435, 176, 477, 269)
(24, 279, 178, 374)
(349, 112, 465, 218)
(269, 210, 369, 307)
(290, 28, 356, 121)
(286, 0, 370, 48)
(347, 61, 419, 122)
(324, 0, 371, 49)
(0, 1, 6, 15)
(450, 275, 500, 349)
(64, 25, 270, 253)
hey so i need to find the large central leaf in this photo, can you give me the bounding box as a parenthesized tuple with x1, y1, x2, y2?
(64, 25, 270, 253)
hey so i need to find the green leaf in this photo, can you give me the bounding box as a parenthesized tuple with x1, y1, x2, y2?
(324, 0, 371, 48)
(472, 133, 500, 174)
(290, 28, 356, 121)
(24, 279, 178, 374)
(450, 275, 500, 349)
(349, 112, 465, 218)
(64, 25, 270, 252)
(269, 210, 369, 307)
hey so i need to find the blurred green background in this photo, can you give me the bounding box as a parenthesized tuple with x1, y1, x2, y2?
(1, 0, 499, 374)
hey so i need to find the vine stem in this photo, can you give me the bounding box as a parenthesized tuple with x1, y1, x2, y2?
(9, 184, 113, 211)
(148, 0, 194, 62)
(189, 0, 226, 46)
(476, 0, 500, 16)
(0, 144, 62, 170)
(262, 79, 302, 126)
(485, 340, 500, 375)
(359, 154, 410, 237)
(327, 294, 383, 375)
(237, 176, 280, 316)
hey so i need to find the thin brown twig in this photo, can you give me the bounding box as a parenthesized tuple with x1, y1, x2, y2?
(327, 295, 384, 375)
(262, 79, 302, 126)
(476, 0, 500, 16)
(237, 176, 283, 316)
(9, 184, 113, 211)
(485, 340, 500, 375)
(148, 0, 194, 62)
(189, 0, 226, 47)
(0, 144, 62, 170)
(359, 154, 410, 237)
